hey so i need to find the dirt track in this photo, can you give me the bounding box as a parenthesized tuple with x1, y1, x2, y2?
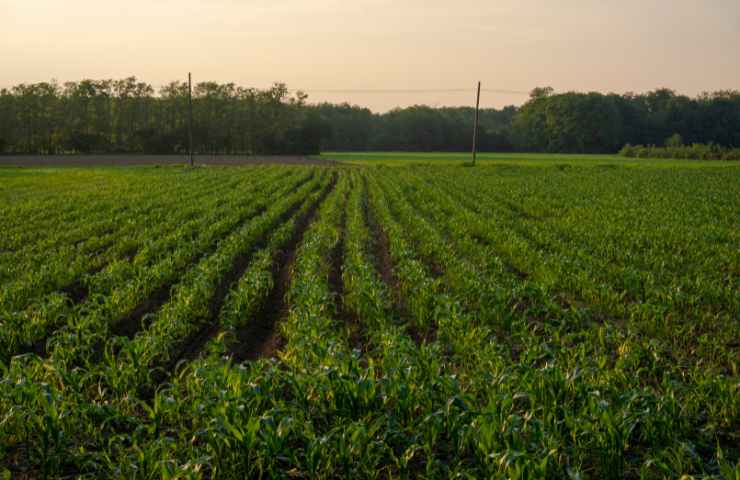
(0, 155, 333, 167)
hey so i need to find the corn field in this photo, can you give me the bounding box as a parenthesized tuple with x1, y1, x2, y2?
(0, 163, 738, 479)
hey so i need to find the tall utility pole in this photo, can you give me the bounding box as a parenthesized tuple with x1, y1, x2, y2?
(471, 81, 481, 166)
(188, 72, 193, 167)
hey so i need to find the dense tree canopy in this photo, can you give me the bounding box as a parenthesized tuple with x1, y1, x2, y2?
(510, 88, 740, 153)
(0, 78, 320, 155)
(311, 103, 516, 152)
(1, 79, 738, 155)
(312, 88, 740, 153)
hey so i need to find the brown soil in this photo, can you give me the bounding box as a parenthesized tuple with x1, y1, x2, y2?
(0, 155, 333, 167)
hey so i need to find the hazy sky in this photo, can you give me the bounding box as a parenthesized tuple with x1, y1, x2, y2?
(2, 0, 739, 111)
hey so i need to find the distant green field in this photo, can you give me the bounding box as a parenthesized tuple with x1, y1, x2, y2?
(322, 151, 739, 168)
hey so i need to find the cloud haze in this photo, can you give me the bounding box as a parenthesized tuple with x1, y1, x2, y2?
(2, 0, 739, 111)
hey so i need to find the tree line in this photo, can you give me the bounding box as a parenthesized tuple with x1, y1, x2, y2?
(0, 78, 321, 155)
(1, 78, 738, 155)
(511, 87, 740, 153)
(313, 87, 740, 153)
(311, 103, 517, 152)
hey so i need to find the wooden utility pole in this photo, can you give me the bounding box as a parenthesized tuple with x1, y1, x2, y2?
(471, 81, 481, 166)
(188, 72, 193, 167)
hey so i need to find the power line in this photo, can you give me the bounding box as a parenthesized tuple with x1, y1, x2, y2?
(290, 88, 529, 95)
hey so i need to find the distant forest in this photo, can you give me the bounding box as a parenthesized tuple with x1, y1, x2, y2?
(0, 78, 738, 155)
(0, 80, 321, 155)
(316, 87, 740, 153)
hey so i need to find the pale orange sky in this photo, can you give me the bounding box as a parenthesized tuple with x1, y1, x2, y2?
(1, 0, 739, 111)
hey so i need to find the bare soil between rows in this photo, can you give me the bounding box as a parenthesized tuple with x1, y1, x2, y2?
(0, 155, 332, 167)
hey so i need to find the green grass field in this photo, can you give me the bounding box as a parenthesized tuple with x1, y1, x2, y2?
(1, 158, 738, 478)
(322, 151, 739, 168)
